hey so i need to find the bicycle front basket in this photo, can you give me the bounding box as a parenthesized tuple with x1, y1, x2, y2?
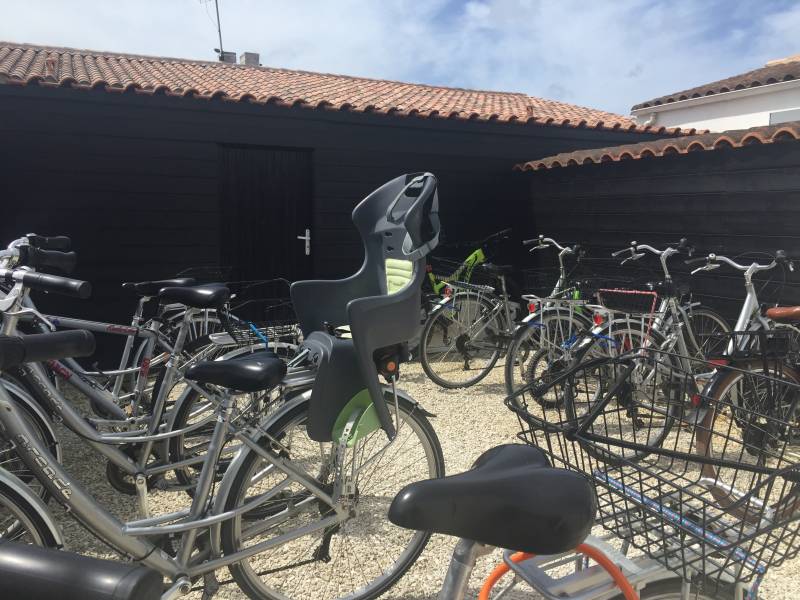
(507, 349, 800, 593)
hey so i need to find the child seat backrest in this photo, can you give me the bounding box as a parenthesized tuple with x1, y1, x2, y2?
(291, 173, 440, 440)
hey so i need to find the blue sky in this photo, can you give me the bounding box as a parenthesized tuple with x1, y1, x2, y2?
(3, 0, 799, 114)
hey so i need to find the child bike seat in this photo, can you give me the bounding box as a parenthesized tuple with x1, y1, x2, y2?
(388, 444, 596, 555)
(292, 173, 440, 440)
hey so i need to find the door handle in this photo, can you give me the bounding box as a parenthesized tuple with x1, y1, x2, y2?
(297, 228, 311, 256)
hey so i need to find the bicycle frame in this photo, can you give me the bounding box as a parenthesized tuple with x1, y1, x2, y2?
(0, 379, 345, 583)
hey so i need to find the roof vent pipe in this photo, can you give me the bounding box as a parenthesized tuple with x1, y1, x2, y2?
(239, 52, 260, 66)
(219, 51, 236, 64)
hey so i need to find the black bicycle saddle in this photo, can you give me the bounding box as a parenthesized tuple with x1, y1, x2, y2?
(389, 444, 596, 555)
(122, 278, 196, 297)
(185, 352, 286, 392)
(158, 284, 230, 309)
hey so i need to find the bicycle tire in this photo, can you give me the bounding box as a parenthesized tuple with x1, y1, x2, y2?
(0, 478, 60, 547)
(699, 360, 800, 522)
(221, 394, 445, 600)
(504, 310, 592, 400)
(681, 305, 731, 362)
(564, 326, 677, 466)
(0, 378, 61, 502)
(420, 291, 504, 389)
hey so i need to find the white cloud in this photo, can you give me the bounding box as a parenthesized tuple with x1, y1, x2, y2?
(2, 0, 798, 114)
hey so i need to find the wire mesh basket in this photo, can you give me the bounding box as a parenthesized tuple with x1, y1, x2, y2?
(506, 348, 800, 593)
(597, 288, 659, 316)
(700, 329, 800, 362)
(218, 279, 301, 354)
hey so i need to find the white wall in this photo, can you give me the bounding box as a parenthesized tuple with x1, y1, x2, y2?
(633, 81, 800, 132)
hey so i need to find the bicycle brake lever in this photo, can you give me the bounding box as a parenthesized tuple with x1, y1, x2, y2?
(620, 252, 645, 265)
(691, 264, 720, 276)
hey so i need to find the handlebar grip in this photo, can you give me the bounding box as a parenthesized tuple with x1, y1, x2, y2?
(522, 238, 538, 246)
(0, 330, 95, 369)
(611, 248, 629, 257)
(25, 235, 71, 251)
(18, 272, 91, 299)
(0, 539, 161, 600)
(684, 257, 707, 266)
(19, 247, 77, 274)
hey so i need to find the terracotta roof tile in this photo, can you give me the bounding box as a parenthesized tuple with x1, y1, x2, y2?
(633, 56, 800, 110)
(0, 41, 684, 135)
(515, 122, 800, 171)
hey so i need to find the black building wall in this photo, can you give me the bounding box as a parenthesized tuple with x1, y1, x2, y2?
(524, 142, 800, 320)
(1, 83, 664, 349)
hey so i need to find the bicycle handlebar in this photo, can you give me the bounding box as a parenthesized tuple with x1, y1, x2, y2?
(0, 330, 96, 369)
(523, 235, 577, 254)
(25, 234, 71, 251)
(18, 247, 77, 274)
(0, 269, 92, 299)
(685, 252, 785, 275)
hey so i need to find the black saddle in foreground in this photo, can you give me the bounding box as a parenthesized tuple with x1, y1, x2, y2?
(389, 444, 596, 555)
(185, 352, 287, 392)
(158, 283, 230, 308)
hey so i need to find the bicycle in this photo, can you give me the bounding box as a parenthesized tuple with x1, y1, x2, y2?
(504, 235, 595, 402)
(0, 172, 446, 600)
(419, 261, 520, 388)
(388, 345, 800, 600)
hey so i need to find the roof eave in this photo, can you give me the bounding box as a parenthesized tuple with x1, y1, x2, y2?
(631, 77, 800, 115)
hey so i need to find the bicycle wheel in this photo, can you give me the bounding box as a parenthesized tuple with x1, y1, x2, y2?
(0, 478, 59, 546)
(684, 306, 730, 363)
(168, 383, 277, 491)
(0, 379, 60, 502)
(221, 394, 445, 600)
(420, 291, 504, 388)
(504, 311, 591, 403)
(565, 328, 677, 465)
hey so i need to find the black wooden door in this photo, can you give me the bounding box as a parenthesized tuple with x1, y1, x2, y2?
(219, 146, 313, 282)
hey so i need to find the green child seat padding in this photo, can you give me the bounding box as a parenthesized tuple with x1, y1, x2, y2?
(385, 258, 414, 294)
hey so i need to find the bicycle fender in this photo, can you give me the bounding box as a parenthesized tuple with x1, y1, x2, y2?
(0, 378, 62, 464)
(0, 468, 63, 548)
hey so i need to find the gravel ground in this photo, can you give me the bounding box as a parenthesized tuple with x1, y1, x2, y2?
(48, 361, 800, 599)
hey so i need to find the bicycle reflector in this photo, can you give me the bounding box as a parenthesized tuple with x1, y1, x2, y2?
(528, 301, 538, 314)
(443, 285, 453, 297)
(593, 312, 605, 326)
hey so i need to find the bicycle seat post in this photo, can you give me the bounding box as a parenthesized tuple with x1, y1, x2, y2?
(438, 539, 491, 600)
